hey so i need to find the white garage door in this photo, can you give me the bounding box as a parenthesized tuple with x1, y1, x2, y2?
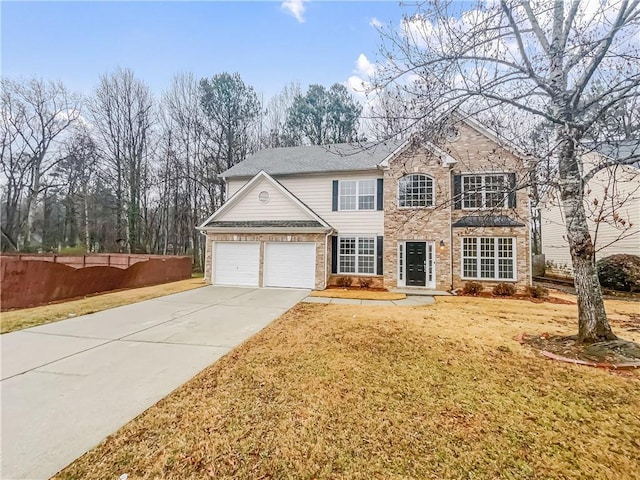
(214, 242, 260, 286)
(264, 242, 316, 289)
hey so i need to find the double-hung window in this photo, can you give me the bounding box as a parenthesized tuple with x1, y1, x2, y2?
(338, 236, 376, 275)
(398, 174, 434, 207)
(462, 237, 515, 280)
(339, 180, 376, 211)
(462, 174, 508, 209)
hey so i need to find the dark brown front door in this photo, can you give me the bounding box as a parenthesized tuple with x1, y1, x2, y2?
(406, 242, 426, 286)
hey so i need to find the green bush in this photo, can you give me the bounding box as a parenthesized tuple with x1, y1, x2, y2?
(492, 282, 516, 296)
(597, 254, 640, 292)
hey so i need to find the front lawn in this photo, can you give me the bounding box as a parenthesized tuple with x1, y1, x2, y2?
(55, 295, 639, 480)
(1, 277, 205, 334)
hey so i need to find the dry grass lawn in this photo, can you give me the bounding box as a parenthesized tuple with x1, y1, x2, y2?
(55, 294, 640, 480)
(1, 278, 205, 334)
(310, 289, 406, 300)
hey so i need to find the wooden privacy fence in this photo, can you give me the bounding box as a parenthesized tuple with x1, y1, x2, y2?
(1, 254, 193, 310)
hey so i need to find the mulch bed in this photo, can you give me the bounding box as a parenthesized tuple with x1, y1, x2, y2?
(459, 292, 575, 305)
(517, 332, 640, 370)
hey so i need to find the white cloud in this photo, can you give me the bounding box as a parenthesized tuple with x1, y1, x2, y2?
(281, 0, 307, 23)
(369, 17, 383, 28)
(355, 53, 376, 78)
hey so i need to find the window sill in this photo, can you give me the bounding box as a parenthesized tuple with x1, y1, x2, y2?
(397, 205, 436, 210)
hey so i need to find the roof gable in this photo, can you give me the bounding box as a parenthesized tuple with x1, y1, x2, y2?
(198, 171, 332, 230)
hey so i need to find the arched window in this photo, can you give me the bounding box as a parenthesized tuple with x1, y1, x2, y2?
(398, 174, 434, 207)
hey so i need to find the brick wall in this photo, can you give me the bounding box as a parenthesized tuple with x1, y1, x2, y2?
(383, 121, 531, 291)
(204, 232, 327, 289)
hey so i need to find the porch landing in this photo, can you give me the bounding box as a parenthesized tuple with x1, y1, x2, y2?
(391, 288, 452, 296)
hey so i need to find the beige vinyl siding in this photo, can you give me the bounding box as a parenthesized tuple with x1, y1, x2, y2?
(227, 171, 384, 235)
(541, 164, 640, 276)
(218, 177, 311, 222)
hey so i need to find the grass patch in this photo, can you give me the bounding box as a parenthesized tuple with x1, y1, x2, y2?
(55, 295, 640, 480)
(310, 290, 406, 300)
(1, 278, 205, 334)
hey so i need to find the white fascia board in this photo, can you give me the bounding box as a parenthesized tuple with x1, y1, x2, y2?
(200, 227, 332, 234)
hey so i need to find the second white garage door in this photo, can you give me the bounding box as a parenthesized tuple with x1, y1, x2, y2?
(264, 242, 316, 289)
(214, 242, 260, 286)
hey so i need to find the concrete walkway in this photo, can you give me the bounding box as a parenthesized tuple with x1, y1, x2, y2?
(0, 286, 308, 480)
(302, 295, 435, 306)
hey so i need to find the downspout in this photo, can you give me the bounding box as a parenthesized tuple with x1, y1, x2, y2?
(323, 229, 334, 290)
(449, 166, 455, 292)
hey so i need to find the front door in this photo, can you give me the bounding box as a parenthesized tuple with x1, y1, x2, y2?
(406, 242, 426, 286)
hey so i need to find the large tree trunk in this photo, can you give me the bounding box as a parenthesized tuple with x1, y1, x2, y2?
(558, 134, 617, 344)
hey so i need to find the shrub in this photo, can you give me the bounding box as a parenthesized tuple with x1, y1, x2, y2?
(492, 282, 516, 296)
(526, 285, 549, 298)
(462, 281, 483, 295)
(359, 277, 372, 289)
(336, 276, 353, 288)
(597, 254, 640, 292)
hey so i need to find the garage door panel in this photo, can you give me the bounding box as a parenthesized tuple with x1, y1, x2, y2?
(214, 242, 259, 286)
(264, 242, 316, 289)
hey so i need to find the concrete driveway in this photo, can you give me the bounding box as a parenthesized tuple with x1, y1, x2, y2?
(1, 286, 308, 480)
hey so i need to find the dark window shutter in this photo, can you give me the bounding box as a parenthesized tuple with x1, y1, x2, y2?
(331, 236, 338, 274)
(376, 236, 383, 275)
(453, 175, 462, 210)
(332, 180, 339, 211)
(376, 178, 384, 210)
(507, 173, 517, 208)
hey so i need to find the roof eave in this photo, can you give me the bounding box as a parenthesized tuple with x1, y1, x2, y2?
(199, 226, 333, 234)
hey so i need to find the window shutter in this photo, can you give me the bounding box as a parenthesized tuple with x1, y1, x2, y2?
(376, 236, 384, 275)
(507, 173, 517, 208)
(453, 175, 462, 210)
(331, 236, 338, 274)
(376, 178, 384, 210)
(332, 180, 339, 211)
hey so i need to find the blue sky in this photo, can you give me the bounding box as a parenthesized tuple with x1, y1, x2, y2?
(1, 1, 403, 99)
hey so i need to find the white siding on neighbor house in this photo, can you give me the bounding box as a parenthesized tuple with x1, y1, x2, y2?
(541, 164, 640, 276)
(218, 176, 311, 222)
(227, 171, 384, 235)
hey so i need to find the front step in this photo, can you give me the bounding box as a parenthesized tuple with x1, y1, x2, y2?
(391, 288, 451, 296)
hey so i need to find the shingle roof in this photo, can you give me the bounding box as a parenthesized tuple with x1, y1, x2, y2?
(452, 215, 526, 228)
(222, 141, 405, 178)
(204, 220, 326, 229)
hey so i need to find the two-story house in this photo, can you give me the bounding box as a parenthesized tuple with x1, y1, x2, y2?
(198, 118, 532, 291)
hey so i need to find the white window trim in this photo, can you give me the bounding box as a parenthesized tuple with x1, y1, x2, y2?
(337, 235, 377, 276)
(461, 173, 509, 210)
(338, 179, 377, 211)
(397, 173, 435, 209)
(460, 237, 517, 281)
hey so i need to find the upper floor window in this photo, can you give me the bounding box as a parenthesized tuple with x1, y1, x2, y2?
(339, 179, 376, 211)
(461, 174, 511, 209)
(398, 174, 434, 208)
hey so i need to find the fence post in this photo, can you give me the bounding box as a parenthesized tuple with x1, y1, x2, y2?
(83, 255, 86, 268)
(107, 255, 110, 267)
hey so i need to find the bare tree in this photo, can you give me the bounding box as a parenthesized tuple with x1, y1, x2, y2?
(88, 68, 154, 253)
(262, 82, 301, 147)
(374, 0, 640, 343)
(0, 78, 81, 249)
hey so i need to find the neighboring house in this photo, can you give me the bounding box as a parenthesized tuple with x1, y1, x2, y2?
(541, 141, 640, 277)
(198, 119, 532, 291)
